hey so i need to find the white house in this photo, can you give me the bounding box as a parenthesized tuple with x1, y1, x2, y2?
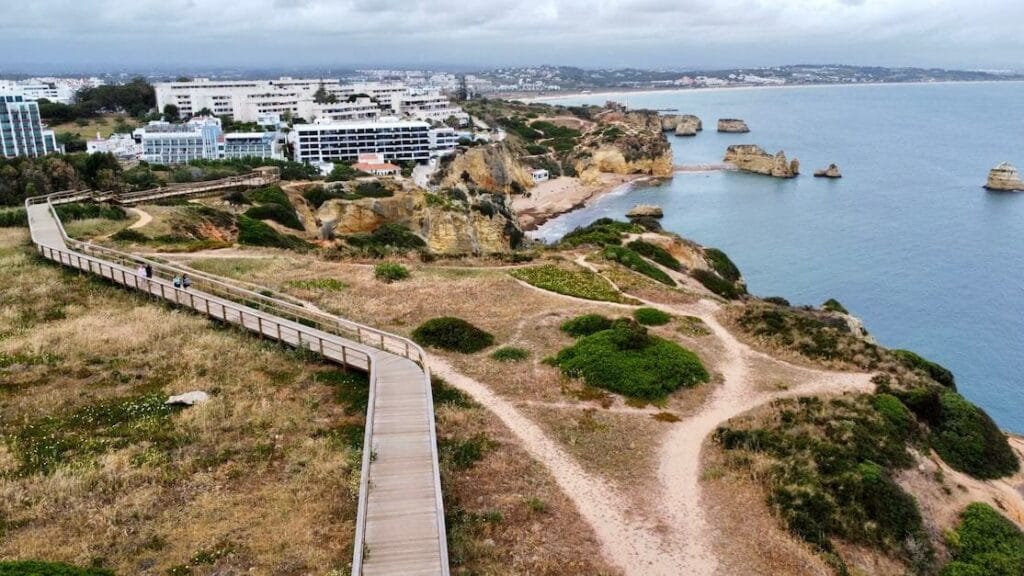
(531, 168, 550, 183)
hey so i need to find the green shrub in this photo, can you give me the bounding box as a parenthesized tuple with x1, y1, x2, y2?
(872, 393, 915, 431)
(412, 317, 494, 353)
(491, 346, 529, 362)
(691, 269, 745, 300)
(891, 349, 956, 389)
(560, 314, 613, 337)
(764, 296, 791, 306)
(627, 240, 682, 271)
(431, 375, 476, 409)
(54, 202, 127, 222)
(346, 223, 426, 253)
(822, 298, 849, 314)
(374, 262, 410, 283)
(602, 245, 675, 286)
(326, 163, 361, 182)
(353, 181, 393, 198)
(942, 503, 1024, 576)
(560, 218, 641, 248)
(931, 391, 1019, 479)
(0, 561, 114, 576)
(510, 265, 625, 303)
(236, 215, 309, 250)
(111, 228, 148, 242)
(704, 247, 741, 282)
(634, 307, 671, 326)
(221, 189, 251, 205)
(244, 203, 303, 230)
(302, 185, 347, 209)
(244, 185, 292, 208)
(552, 320, 709, 399)
(0, 209, 27, 227)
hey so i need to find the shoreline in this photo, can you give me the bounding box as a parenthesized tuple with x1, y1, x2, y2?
(519, 79, 1024, 104)
(514, 174, 646, 232)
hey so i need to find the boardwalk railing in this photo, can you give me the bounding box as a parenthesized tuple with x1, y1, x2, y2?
(25, 191, 449, 576)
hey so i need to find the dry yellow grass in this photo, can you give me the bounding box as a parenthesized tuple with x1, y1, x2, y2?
(50, 114, 137, 139)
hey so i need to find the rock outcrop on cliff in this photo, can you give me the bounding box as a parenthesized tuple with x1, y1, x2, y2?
(316, 188, 522, 255)
(724, 145, 800, 178)
(814, 164, 842, 178)
(439, 142, 535, 194)
(626, 204, 664, 218)
(571, 108, 674, 180)
(718, 118, 750, 133)
(662, 114, 702, 136)
(984, 162, 1024, 191)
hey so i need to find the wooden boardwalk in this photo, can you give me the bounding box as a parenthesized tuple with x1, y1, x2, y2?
(25, 193, 449, 576)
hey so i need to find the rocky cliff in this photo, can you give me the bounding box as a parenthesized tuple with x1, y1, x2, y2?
(814, 164, 842, 178)
(439, 143, 536, 194)
(572, 108, 674, 179)
(984, 162, 1024, 191)
(316, 188, 522, 255)
(718, 118, 751, 133)
(661, 114, 702, 136)
(724, 145, 800, 178)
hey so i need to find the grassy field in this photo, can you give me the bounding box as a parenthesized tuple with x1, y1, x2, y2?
(50, 114, 138, 139)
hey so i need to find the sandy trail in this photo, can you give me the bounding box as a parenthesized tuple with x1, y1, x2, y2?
(126, 207, 152, 230)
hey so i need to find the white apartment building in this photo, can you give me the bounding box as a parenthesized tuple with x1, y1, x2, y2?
(428, 127, 458, 157)
(223, 132, 281, 160)
(0, 77, 104, 105)
(292, 120, 436, 164)
(0, 94, 60, 158)
(140, 115, 282, 165)
(393, 92, 468, 124)
(310, 97, 381, 123)
(87, 133, 142, 159)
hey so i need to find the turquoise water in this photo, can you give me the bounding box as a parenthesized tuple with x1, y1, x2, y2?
(535, 83, 1024, 433)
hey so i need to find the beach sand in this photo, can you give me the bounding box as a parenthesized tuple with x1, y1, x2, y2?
(513, 174, 639, 231)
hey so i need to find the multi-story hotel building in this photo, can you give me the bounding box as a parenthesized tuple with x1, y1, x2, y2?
(292, 120, 434, 164)
(0, 94, 61, 158)
(140, 116, 280, 164)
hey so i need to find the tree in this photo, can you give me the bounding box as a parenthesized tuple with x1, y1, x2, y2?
(175, 76, 192, 82)
(313, 82, 338, 104)
(162, 104, 180, 122)
(56, 132, 87, 153)
(195, 107, 213, 117)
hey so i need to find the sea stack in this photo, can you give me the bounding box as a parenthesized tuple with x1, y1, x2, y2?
(627, 204, 664, 219)
(718, 118, 750, 133)
(814, 164, 843, 179)
(662, 114, 703, 135)
(984, 162, 1024, 191)
(723, 145, 800, 178)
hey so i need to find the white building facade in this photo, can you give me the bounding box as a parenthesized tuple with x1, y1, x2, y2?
(140, 116, 280, 164)
(292, 120, 433, 164)
(0, 94, 60, 158)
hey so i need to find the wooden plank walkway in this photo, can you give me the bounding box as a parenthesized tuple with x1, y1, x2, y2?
(25, 195, 449, 576)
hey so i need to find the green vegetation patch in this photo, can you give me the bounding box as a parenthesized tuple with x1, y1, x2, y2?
(560, 314, 614, 337)
(627, 239, 682, 271)
(236, 215, 309, 250)
(691, 269, 745, 300)
(432, 375, 476, 409)
(821, 298, 849, 314)
(891, 349, 956, 389)
(244, 203, 303, 230)
(634, 307, 671, 326)
(286, 278, 349, 291)
(733, 303, 882, 367)
(703, 247, 742, 282)
(551, 319, 709, 400)
(602, 245, 676, 286)
(2, 393, 185, 475)
(54, 202, 127, 222)
(929, 390, 1019, 479)
(244, 184, 291, 208)
(716, 394, 933, 572)
(560, 218, 642, 248)
(313, 369, 370, 415)
(0, 208, 27, 228)
(490, 346, 529, 362)
(510, 264, 625, 303)
(412, 317, 495, 354)
(345, 223, 426, 255)
(942, 502, 1024, 576)
(0, 561, 114, 576)
(374, 262, 410, 283)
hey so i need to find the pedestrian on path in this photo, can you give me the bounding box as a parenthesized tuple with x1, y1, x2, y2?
(182, 274, 192, 290)
(145, 263, 153, 279)
(137, 264, 147, 289)
(173, 275, 182, 289)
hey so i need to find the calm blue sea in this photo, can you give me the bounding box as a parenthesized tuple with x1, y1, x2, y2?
(535, 83, 1024, 433)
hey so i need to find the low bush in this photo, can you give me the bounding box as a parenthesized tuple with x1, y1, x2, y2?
(704, 247, 742, 282)
(244, 203, 303, 230)
(627, 240, 682, 271)
(302, 185, 346, 209)
(353, 181, 393, 198)
(412, 317, 494, 353)
(510, 264, 625, 303)
(244, 185, 292, 208)
(54, 202, 126, 222)
(110, 228, 148, 242)
(821, 298, 849, 314)
(634, 307, 671, 326)
(764, 296, 791, 306)
(346, 223, 426, 253)
(560, 218, 641, 248)
(602, 245, 675, 286)
(560, 314, 613, 337)
(716, 394, 932, 571)
(0, 208, 27, 227)
(0, 561, 114, 576)
(374, 262, 410, 283)
(552, 320, 709, 399)
(930, 390, 1019, 479)
(236, 215, 309, 250)
(891, 349, 956, 389)
(221, 190, 251, 205)
(491, 346, 529, 362)
(942, 502, 1024, 576)
(691, 269, 745, 300)
(678, 315, 712, 337)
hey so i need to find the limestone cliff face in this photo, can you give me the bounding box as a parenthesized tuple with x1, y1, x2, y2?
(577, 146, 674, 183)
(724, 145, 800, 179)
(440, 143, 534, 194)
(718, 118, 750, 133)
(985, 162, 1024, 191)
(662, 114, 702, 134)
(573, 109, 674, 179)
(317, 189, 521, 254)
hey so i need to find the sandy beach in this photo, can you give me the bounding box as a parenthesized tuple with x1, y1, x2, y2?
(513, 174, 641, 231)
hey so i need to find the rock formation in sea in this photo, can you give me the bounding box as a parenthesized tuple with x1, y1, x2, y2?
(723, 145, 800, 178)
(717, 118, 750, 133)
(627, 204, 664, 219)
(984, 162, 1024, 191)
(674, 121, 698, 137)
(814, 164, 843, 178)
(661, 114, 702, 133)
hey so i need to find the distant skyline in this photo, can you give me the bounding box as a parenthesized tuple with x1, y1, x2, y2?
(2, 0, 1022, 73)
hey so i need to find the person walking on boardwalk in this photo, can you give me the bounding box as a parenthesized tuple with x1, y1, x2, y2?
(173, 275, 182, 289)
(182, 274, 192, 290)
(145, 263, 153, 279)
(137, 264, 148, 289)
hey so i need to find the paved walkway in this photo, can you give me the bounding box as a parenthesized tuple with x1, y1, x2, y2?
(26, 198, 448, 576)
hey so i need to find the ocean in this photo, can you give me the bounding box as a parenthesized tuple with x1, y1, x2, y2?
(534, 82, 1024, 433)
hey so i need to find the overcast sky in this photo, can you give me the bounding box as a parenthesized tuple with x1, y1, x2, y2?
(2, 0, 1022, 72)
